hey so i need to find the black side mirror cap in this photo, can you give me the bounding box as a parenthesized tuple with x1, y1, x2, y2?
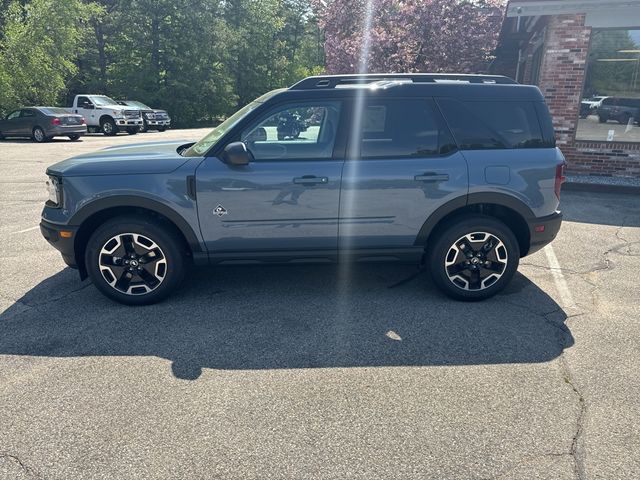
(223, 142, 251, 166)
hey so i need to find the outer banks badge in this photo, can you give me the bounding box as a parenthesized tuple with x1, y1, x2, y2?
(214, 205, 228, 217)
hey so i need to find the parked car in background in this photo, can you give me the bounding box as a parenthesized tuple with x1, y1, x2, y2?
(597, 97, 640, 125)
(71, 95, 142, 136)
(0, 107, 86, 143)
(117, 101, 171, 132)
(582, 95, 608, 110)
(579, 101, 592, 119)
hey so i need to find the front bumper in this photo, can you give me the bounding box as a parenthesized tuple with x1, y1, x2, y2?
(40, 219, 78, 268)
(527, 211, 563, 255)
(115, 118, 143, 127)
(146, 119, 171, 127)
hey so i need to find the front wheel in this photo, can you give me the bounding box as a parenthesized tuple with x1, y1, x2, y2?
(101, 118, 118, 136)
(126, 127, 139, 135)
(85, 216, 186, 305)
(427, 215, 520, 301)
(157, 126, 167, 132)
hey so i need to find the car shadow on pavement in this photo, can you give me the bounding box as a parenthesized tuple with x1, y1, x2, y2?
(0, 264, 573, 380)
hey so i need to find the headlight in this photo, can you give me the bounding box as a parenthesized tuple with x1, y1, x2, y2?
(46, 176, 62, 207)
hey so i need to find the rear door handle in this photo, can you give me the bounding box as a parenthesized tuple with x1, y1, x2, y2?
(293, 175, 329, 185)
(414, 173, 450, 182)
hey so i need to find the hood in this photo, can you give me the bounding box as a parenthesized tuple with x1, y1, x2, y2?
(47, 141, 193, 177)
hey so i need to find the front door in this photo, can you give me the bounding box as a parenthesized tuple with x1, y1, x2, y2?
(196, 100, 345, 255)
(339, 98, 468, 250)
(75, 96, 97, 125)
(2, 110, 22, 135)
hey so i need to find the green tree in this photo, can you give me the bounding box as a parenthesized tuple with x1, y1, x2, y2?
(0, 0, 98, 116)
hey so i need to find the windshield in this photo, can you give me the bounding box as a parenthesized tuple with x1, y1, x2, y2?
(92, 96, 119, 106)
(182, 89, 284, 157)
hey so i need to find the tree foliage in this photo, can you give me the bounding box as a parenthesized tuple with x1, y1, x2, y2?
(0, 0, 324, 125)
(0, 0, 508, 125)
(316, 0, 506, 74)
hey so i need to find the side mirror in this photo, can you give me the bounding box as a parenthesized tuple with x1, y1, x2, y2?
(223, 142, 251, 166)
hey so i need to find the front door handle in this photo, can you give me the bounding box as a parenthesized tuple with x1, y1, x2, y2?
(414, 173, 450, 182)
(293, 175, 329, 185)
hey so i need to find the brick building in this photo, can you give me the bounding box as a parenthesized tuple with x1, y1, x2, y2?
(492, 0, 640, 178)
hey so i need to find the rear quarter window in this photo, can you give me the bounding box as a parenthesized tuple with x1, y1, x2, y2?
(437, 98, 550, 150)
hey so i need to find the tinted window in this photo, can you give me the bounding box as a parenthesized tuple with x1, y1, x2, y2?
(358, 99, 455, 158)
(7, 110, 20, 120)
(20, 109, 36, 118)
(438, 99, 546, 149)
(77, 96, 91, 107)
(241, 101, 341, 161)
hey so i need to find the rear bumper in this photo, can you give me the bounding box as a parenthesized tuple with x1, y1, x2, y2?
(40, 220, 78, 268)
(527, 211, 562, 255)
(47, 125, 87, 137)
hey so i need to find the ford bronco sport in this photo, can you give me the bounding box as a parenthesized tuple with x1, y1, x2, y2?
(40, 74, 565, 305)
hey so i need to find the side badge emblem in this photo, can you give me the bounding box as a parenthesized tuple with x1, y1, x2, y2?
(214, 205, 228, 217)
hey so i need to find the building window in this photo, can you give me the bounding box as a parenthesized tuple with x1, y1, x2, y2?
(576, 29, 640, 143)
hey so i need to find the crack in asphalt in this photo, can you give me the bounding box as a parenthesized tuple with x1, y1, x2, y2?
(0, 452, 41, 479)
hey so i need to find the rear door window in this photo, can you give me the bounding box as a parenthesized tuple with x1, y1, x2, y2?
(358, 99, 456, 158)
(437, 98, 548, 149)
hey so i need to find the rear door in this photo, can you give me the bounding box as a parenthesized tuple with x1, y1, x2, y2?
(339, 97, 468, 251)
(19, 109, 37, 135)
(196, 100, 345, 255)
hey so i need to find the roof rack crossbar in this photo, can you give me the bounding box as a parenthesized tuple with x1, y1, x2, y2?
(290, 73, 517, 90)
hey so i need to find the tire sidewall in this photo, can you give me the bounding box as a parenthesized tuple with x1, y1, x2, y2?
(85, 217, 186, 305)
(428, 215, 520, 301)
(101, 118, 117, 136)
(33, 127, 46, 143)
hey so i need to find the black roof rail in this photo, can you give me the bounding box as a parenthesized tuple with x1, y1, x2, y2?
(290, 73, 518, 90)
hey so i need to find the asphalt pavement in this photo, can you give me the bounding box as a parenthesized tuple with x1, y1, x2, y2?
(0, 130, 638, 479)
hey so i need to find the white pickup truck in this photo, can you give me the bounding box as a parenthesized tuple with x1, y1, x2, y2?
(71, 94, 143, 136)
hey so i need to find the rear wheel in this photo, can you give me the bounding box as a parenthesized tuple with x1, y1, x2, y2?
(68, 134, 81, 141)
(32, 126, 49, 143)
(598, 115, 608, 124)
(101, 117, 117, 136)
(427, 215, 520, 301)
(85, 216, 186, 305)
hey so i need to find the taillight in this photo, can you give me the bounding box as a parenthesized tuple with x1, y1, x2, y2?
(51, 117, 61, 126)
(555, 163, 566, 199)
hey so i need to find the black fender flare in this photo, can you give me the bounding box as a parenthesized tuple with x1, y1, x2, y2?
(69, 195, 203, 252)
(414, 192, 535, 246)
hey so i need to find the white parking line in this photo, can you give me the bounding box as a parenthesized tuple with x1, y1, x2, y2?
(9, 226, 39, 235)
(544, 244, 576, 309)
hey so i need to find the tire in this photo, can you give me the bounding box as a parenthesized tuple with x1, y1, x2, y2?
(68, 134, 81, 141)
(126, 127, 139, 135)
(85, 216, 186, 305)
(598, 115, 607, 124)
(32, 126, 48, 143)
(101, 117, 118, 136)
(0, 131, 4, 140)
(277, 132, 285, 141)
(427, 215, 520, 301)
(140, 120, 148, 133)
(157, 126, 166, 132)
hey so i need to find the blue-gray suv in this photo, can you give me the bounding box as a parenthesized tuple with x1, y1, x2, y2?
(40, 74, 565, 305)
